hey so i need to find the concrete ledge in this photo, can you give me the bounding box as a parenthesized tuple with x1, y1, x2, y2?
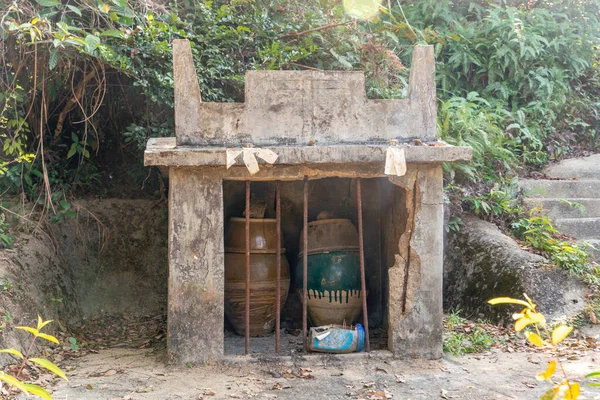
(144, 137, 472, 167)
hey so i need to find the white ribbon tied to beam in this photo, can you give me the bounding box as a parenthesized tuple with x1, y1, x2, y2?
(226, 147, 279, 175)
(384, 146, 407, 176)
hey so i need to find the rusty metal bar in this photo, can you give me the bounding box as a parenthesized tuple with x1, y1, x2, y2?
(302, 176, 308, 353)
(376, 180, 383, 324)
(356, 178, 371, 352)
(275, 180, 282, 353)
(245, 180, 251, 354)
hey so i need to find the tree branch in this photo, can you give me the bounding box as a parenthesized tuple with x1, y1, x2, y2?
(53, 70, 96, 138)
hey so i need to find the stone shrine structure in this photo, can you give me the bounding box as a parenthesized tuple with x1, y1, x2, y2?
(145, 39, 472, 363)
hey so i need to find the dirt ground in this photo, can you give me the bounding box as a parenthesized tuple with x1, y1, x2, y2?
(3, 314, 598, 400)
(36, 345, 600, 400)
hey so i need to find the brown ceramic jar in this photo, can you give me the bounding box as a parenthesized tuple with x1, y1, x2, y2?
(224, 218, 290, 336)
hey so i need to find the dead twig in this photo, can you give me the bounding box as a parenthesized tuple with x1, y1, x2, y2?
(39, 69, 55, 214)
(72, 201, 110, 254)
(72, 61, 106, 125)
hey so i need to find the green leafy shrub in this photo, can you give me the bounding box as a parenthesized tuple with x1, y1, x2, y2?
(511, 207, 599, 288)
(440, 93, 517, 183)
(0, 213, 14, 249)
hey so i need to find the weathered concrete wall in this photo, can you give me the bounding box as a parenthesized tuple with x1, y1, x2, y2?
(0, 199, 169, 324)
(444, 215, 586, 322)
(0, 232, 78, 362)
(385, 165, 444, 359)
(55, 199, 168, 318)
(0, 199, 170, 361)
(172, 40, 437, 147)
(168, 169, 224, 363)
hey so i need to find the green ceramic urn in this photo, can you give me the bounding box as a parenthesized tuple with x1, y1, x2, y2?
(297, 218, 364, 326)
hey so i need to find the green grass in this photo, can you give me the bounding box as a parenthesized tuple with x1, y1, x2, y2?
(443, 311, 496, 356)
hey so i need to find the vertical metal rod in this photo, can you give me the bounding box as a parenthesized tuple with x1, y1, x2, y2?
(302, 176, 309, 353)
(275, 181, 282, 353)
(377, 180, 383, 323)
(356, 178, 371, 352)
(245, 180, 251, 354)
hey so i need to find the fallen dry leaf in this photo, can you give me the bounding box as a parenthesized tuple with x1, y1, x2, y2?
(364, 389, 392, 399)
(200, 388, 216, 396)
(522, 381, 537, 389)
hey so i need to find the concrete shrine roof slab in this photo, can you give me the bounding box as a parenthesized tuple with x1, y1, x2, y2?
(144, 137, 472, 167)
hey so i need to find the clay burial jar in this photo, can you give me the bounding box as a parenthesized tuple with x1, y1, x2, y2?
(296, 218, 364, 326)
(224, 218, 290, 336)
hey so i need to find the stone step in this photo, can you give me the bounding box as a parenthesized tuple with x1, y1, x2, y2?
(554, 218, 600, 240)
(581, 239, 600, 261)
(520, 179, 600, 199)
(524, 198, 600, 219)
(544, 154, 600, 180)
